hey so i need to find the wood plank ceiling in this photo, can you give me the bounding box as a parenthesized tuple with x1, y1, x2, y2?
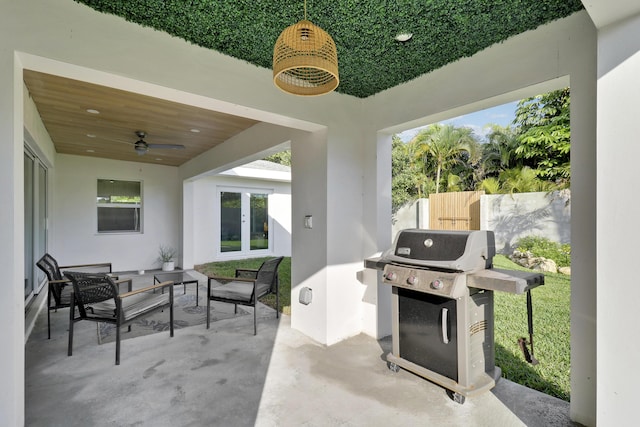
(23, 70, 260, 167)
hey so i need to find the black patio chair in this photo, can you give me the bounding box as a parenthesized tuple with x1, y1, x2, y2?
(206, 256, 284, 335)
(36, 253, 114, 339)
(66, 273, 174, 365)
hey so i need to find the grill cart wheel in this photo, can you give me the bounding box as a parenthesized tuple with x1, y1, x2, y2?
(447, 390, 466, 404)
(388, 362, 400, 373)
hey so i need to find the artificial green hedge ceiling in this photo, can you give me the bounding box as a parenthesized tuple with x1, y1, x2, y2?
(76, 0, 584, 98)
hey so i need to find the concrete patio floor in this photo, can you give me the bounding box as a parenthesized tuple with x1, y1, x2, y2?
(25, 271, 578, 426)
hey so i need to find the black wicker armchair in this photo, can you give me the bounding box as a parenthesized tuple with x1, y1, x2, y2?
(66, 273, 174, 365)
(36, 253, 114, 339)
(207, 256, 284, 335)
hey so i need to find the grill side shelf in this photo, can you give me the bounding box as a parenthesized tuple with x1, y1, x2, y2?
(364, 256, 385, 270)
(466, 268, 544, 294)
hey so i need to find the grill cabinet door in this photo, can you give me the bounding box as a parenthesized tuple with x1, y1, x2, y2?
(398, 288, 458, 381)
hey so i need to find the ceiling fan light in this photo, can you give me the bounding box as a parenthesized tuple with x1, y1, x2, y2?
(134, 143, 147, 155)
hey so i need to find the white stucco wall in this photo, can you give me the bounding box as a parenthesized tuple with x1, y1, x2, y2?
(596, 12, 640, 425)
(53, 154, 181, 272)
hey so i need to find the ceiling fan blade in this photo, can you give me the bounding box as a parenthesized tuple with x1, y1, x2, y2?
(146, 144, 186, 150)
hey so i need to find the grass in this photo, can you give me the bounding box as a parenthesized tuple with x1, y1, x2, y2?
(195, 257, 292, 315)
(195, 254, 570, 401)
(493, 254, 571, 401)
(220, 239, 269, 252)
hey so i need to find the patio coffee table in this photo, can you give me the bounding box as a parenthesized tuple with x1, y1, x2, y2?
(154, 271, 200, 306)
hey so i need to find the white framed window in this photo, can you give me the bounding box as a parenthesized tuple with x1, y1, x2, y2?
(97, 179, 142, 233)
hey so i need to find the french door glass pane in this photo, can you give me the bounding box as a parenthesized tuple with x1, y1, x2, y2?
(220, 191, 242, 252)
(250, 193, 268, 251)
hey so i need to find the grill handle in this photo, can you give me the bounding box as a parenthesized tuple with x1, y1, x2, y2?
(442, 308, 449, 344)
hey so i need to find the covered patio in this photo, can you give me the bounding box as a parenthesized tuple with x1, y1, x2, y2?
(3, 1, 640, 426)
(25, 271, 572, 426)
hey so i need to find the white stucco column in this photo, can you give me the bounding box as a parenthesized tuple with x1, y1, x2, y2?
(596, 14, 640, 425)
(182, 180, 195, 269)
(360, 130, 393, 338)
(290, 129, 330, 343)
(0, 52, 25, 427)
(568, 24, 598, 426)
(291, 122, 380, 345)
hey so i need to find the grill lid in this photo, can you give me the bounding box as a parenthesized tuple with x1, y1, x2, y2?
(382, 229, 496, 272)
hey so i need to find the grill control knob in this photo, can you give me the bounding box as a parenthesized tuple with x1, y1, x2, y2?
(407, 275, 419, 286)
(385, 272, 397, 281)
(431, 279, 444, 290)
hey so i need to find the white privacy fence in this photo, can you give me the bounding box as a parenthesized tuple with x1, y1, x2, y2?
(392, 190, 571, 254)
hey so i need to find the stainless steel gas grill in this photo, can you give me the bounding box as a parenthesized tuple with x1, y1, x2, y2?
(375, 229, 544, 404)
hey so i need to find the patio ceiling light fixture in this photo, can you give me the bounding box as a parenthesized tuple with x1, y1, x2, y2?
(273, 0, 339, 96)
(395, 32, 413, 42)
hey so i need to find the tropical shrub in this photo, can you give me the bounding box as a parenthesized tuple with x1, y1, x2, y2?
(515, 236, 570, 267)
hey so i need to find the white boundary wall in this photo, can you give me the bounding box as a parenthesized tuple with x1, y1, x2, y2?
(480, 191, 571, 253)
(391, 198, 429, 241)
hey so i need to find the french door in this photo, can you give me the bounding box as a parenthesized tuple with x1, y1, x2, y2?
(219, 187, 271, 256)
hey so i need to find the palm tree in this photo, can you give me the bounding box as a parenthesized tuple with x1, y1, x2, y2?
(478, 177, 501, 194)
(499, 166, 556, 194)
(482, 124, 521, 176)
(409, 124, 477, 193)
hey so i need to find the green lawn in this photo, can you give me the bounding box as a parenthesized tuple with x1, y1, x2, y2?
(196, 254, 570, 401)
(195, 257, 292, 315)
(220, 239, 269, 252)
(493, 254, 571, 401)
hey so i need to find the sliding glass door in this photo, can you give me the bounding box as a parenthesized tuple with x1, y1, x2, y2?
(24, 148, 47, 303)
(219, 188, 271, 255)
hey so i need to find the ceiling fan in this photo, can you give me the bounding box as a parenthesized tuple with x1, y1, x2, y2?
(133, 131, 185, 156)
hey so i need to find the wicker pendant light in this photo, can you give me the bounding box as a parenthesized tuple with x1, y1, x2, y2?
(273, 1, 339, 96)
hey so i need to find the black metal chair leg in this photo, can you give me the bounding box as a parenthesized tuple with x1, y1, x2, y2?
(276, 282, 280, 319)
(170, 303, 174, 337)
(206, 291, 211, 329)
(68, 293, 75, 356)
(47, 288, 52, 339)
(116, 324, 121, 366)
(253, 303, 257, 336)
